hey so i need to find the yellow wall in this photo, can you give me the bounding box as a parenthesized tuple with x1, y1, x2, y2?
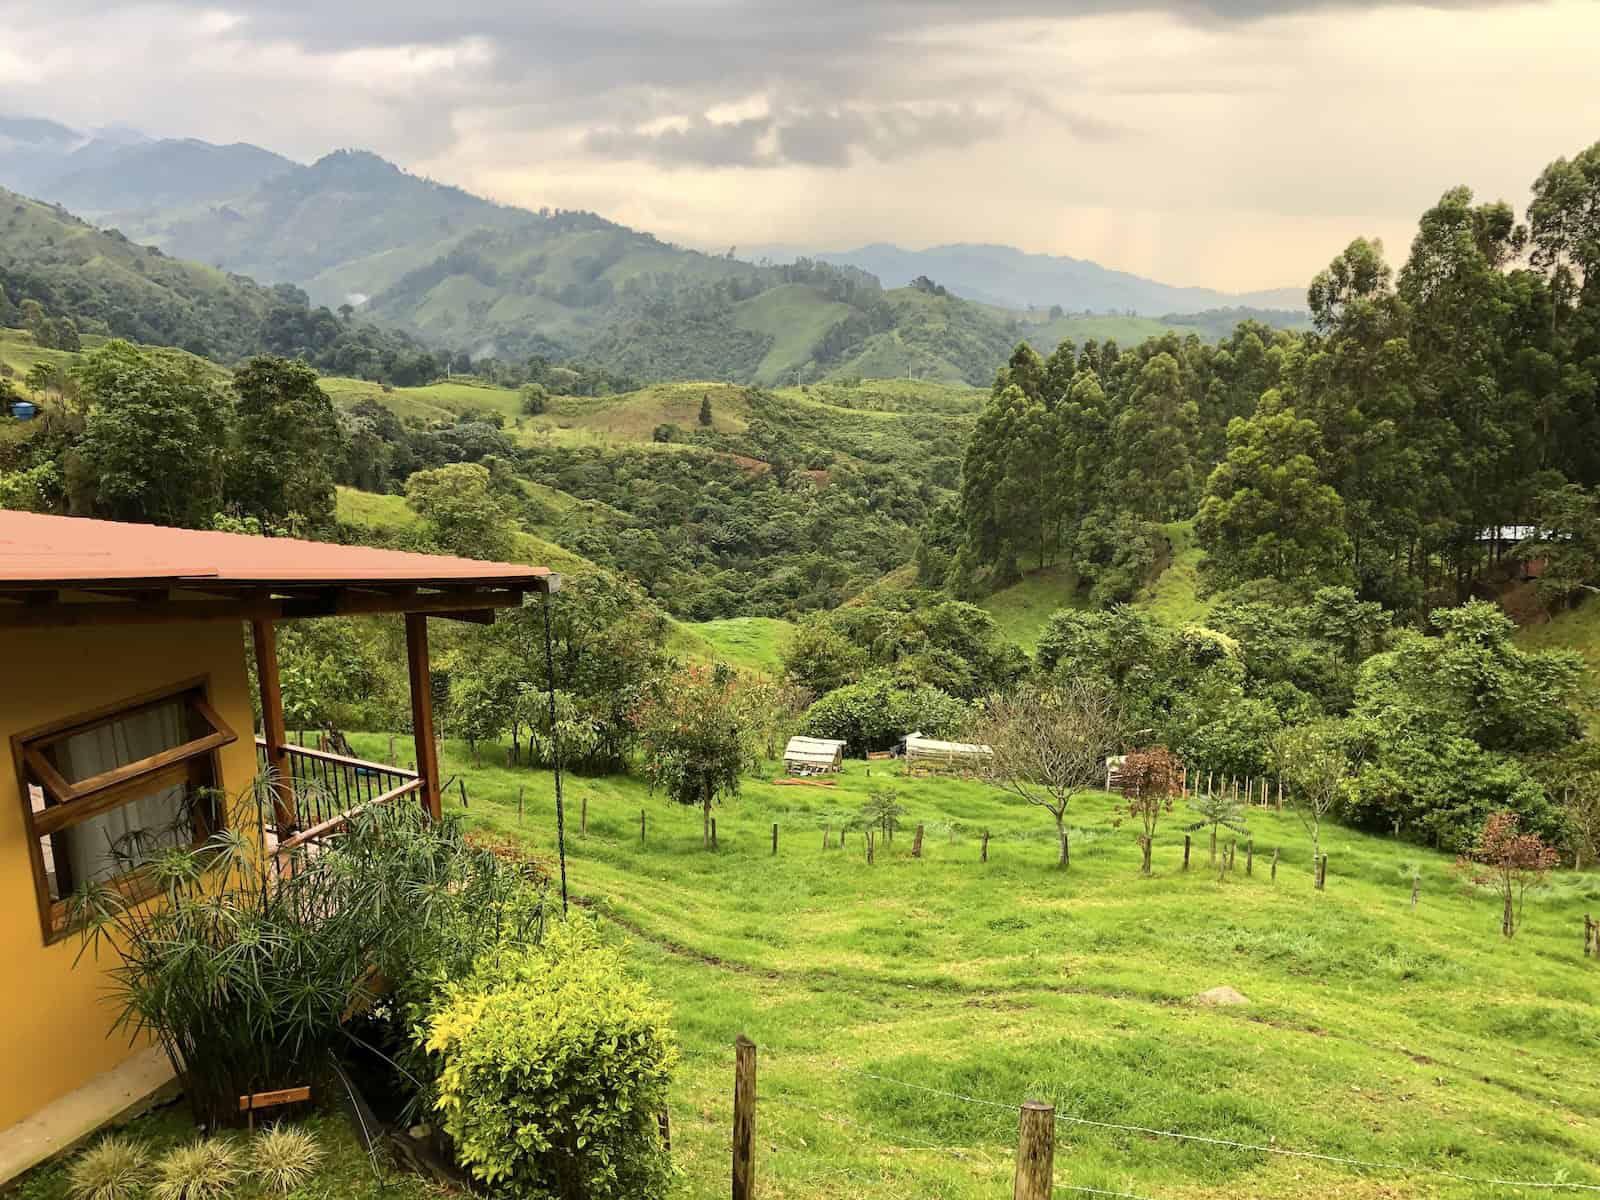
(0, 619, 257, 1130)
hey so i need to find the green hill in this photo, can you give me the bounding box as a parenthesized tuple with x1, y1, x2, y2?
(0, 186, 275, 359)
(980, 521, 1210, 649)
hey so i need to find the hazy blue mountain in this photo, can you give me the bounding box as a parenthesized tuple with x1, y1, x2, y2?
(745, 241, 1306, 316)
(0, 114, 295, 216)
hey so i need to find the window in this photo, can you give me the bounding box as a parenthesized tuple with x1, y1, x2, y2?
(13, 680, 236, 942)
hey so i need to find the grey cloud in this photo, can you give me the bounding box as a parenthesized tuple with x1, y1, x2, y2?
(584, 103, 1007, 170)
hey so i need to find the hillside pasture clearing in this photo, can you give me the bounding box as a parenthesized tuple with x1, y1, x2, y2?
(369, 734, 1600, 1200)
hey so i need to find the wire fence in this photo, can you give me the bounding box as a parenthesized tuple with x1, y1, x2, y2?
(835, 1063, 1600, 1195)
(712, 1039, 1600, 1198)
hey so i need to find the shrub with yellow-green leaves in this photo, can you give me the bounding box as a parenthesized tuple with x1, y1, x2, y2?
(424, 916, 677, 1199)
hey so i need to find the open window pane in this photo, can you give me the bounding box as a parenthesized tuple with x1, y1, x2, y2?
(45, 697, 192, 785)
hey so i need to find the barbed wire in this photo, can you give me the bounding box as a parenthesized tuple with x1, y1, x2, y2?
(840, 1066, 1600, 1194)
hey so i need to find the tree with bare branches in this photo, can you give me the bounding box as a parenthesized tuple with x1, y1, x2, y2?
(1276, 720, 1355, 870)
(1456, 810, 1560, 937)
(972, 681, 1122, 868)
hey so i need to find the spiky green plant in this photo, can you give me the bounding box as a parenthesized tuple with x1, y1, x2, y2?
(66, 1135, 150, 1200)
(1185, 785, 1250, 865)
(66, 772, 546, 1127)
(151, 1139, 240, 1200)
(250, 1126, 323, 1194)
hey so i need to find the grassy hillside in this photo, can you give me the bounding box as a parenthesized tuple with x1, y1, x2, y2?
(1517, 595, 1600, 731)
(676, 616, 794, 676)
(732, 284, 853, 385)
(0, 187, 274, 359)
(380, 736, 1600, 1200)
(980, 522, 1211, 650)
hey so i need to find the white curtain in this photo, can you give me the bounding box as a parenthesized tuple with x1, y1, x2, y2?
(52, 699, 191, 889)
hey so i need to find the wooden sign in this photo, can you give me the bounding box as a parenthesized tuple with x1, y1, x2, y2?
(239, 1086, 311, 1116)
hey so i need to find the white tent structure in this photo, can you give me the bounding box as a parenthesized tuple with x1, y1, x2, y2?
(784, 735, 846, 775)
(904, 735, 992, 775)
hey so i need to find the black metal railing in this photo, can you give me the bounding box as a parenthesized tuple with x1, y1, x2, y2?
(255, 738, 420, 839)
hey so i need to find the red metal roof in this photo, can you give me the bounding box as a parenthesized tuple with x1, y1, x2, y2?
(0, 511, 550, 590)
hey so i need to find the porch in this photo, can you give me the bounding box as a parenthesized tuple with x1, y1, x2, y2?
(0, 510, 555, 1169)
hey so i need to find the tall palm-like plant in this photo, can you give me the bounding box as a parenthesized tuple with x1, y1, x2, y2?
(68, 772, 544, 1128)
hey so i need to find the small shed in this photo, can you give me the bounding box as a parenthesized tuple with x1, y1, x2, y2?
(904, 735, 992, 775)
(1105, 755, 1128, 791)
(783, 736, 846, 775)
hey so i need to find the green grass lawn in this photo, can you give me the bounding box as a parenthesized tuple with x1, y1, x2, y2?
(978, 564, 1084, 651)
(1139, 520, 1212, 627)
(677, 617, 794, 676)
(354, 733, 1600, 1200)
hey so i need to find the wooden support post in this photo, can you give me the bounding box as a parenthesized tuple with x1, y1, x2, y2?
(1013, 1099, 1055, 1200)
(580, 793, 587, 835)
(981, 830, 990, 863)
(641, 809, 646, 843)
(772, 823, 778, 855)
(387, 734, 396, 766)
(251, 617, 296, 836)
(1228, 839, 1236, 871)
(1246, 839, 1253, 876)
(913, 824, 924, 858)
(1316, 854, 1327, 890)
(1271, 847, 1279, 881)
(866, 829, 875, 864)
(732, 1036, 756, 1200)
(458, 777, 468, 809)
(1183, 834, 1191, 870)
(405, 612, 442, 820)
(1411, 876, 1420, 910)
(517, 785, 525, 823)
(822, 824, 830, 850)
(1586, 913, 1594, 957)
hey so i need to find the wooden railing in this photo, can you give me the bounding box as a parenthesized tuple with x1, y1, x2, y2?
(254, 738, 420, 841)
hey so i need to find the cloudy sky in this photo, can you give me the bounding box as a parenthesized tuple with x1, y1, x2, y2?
(2, 0, 1596, 291)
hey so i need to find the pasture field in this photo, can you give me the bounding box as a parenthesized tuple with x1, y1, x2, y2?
(678, 616, 795, 676)
(357, 733, 1600, 1200)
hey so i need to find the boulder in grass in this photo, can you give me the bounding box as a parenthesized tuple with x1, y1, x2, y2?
(1193, 986, 1250, 1007)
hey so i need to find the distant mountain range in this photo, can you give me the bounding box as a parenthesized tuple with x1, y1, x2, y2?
(744, 242, 1305, 316)
(0, 113, 1309, 385)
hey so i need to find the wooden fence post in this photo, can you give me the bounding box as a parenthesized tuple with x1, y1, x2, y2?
(866, 829, 874, 864)
(1585, 913, 1593, 957)
(517, 784, 525, 823)
(640, 809, 646, 844)
(913, 824, 924, 858)
(981, 830, 990, 863)
(387, 734, 396, 765)
(1412, 877, 1420, 910)
(1246, 839, 1253, 876)
(772, 823, 778, 855)
(1183, 834, 1191, 871)
(1013, 1099, 1055, 1200)
(581, 793, 588, 835)
(458, 778, 468, 809)
(732, 1036, 756, 1200)
(711, 818, 718, 849)
(822, 825, 830, 850)
(1270, 847, 1279, 881)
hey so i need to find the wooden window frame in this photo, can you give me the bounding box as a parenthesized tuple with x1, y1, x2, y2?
(11, 676, 238, 945)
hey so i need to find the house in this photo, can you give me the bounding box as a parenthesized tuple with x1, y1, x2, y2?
(0, 510, 553, 1171)
(783, 735, 845, 774)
